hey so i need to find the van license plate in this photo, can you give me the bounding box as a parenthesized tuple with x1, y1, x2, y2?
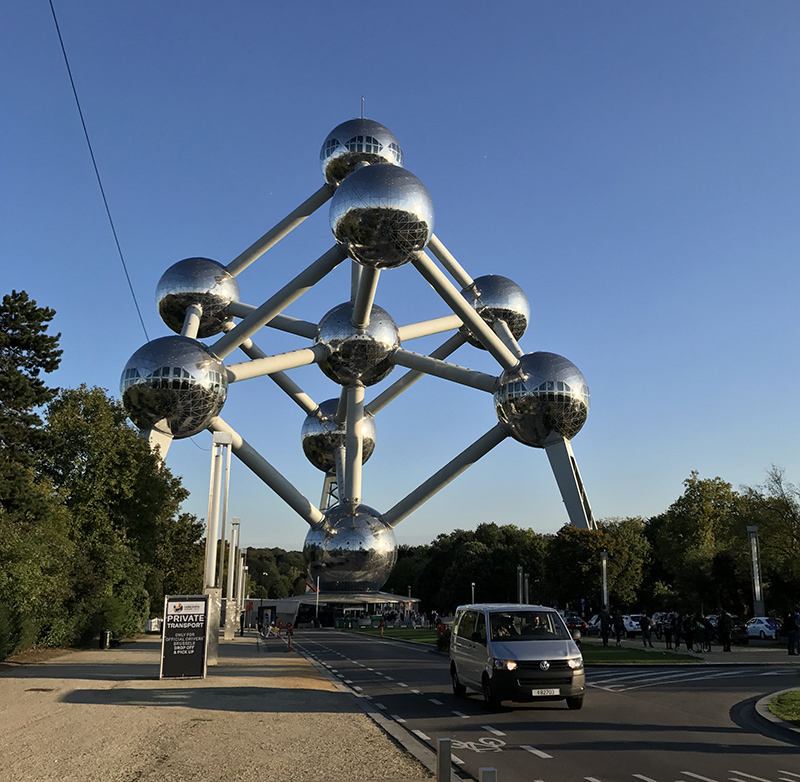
(532, 688, 559, 697)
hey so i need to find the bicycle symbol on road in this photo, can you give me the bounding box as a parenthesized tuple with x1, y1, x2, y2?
(451, 737, 506, 753)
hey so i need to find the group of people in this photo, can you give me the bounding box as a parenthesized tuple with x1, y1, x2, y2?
(594, 607, 725, 652)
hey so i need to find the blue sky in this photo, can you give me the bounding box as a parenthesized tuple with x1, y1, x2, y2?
(4, 2, 800, 551)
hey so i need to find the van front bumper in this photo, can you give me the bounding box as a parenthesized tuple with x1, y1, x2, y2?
(489, 663, 585, 702)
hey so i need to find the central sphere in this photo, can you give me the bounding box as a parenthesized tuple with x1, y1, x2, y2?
(303, 504, 397, 591)
(459, 275, 530, 349)
(120, 336, 228, 439)
(156, 257, 239, 338)
(329, 164, 434, 269)
(316, 302, 399, 386)
(320, 118, 404, 186)
(301, 398, 377, 473)
(494, 352, 589, 447)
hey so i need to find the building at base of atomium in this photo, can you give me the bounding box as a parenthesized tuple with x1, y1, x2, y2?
(121, 117, 596, 597)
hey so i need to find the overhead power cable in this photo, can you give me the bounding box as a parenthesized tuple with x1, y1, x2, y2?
(48, 0, 150, 342)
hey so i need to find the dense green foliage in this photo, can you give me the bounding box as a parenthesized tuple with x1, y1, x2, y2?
(0, 292, 203, 659)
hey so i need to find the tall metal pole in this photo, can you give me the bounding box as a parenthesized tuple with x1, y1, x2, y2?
(203, 438, 225, 589)
(216, 436, 232, 589)
(601, 551, 609, 610)
(747, 526, 765, 615)
(517, 565, 524, 604)
(471, 582, 475, 604)
(227, 519, 240, 600)
(524, 573, 530, 604)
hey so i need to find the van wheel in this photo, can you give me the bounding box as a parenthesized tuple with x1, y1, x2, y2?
(451, 667, 466, 697)
(566, 696, 584, 710)
(482, 674, 500, 708)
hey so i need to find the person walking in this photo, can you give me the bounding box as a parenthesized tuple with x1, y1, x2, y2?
(671, 612, 682, 651)
(612, 608, 624, 647)
(683, 613, 695, 652)
(718, 609, 732, 653)
(599, 605, 611, 647)
(640, 612, 654, 648)
(663, 612, 674, 650)
(785, 607, 799, 656)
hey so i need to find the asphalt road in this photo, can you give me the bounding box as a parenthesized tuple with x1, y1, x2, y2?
(293, 630, 800, 782)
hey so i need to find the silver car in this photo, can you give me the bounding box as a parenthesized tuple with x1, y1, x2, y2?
(449, 604, 585, 710)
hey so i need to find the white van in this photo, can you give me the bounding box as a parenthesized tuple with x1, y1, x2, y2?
(449, 603, 585, 709)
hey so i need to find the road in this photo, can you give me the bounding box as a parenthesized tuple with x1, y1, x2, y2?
(292, 629, 800, 782)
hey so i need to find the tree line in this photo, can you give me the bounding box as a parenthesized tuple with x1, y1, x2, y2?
(380, 469, 800, 618)
(0, 291, 204, 660)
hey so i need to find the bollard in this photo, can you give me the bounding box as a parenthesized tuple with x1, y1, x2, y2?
(99, 630, 112, 650)
(479, 768, 498, 782)
(436, 738, 451, 782)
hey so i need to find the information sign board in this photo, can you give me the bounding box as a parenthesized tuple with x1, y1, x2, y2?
(159, 595, 209, 679)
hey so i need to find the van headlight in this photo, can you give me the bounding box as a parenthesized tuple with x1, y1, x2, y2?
(492, 659, 517, 671)
(568, 657, 584, 670)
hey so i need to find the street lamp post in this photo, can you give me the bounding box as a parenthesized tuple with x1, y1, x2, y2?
(471, 582, 475, 603)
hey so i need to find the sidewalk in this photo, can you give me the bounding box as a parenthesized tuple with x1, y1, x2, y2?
(0, 632, 433, 782)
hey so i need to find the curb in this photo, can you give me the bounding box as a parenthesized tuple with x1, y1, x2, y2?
(754, 689, 800, 743)
(293, 639, 456, 781)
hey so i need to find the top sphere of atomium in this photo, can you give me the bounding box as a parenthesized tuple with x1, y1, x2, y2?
(459, 275, 530, 349)
(329, 163, 434, 269)
(303, 503, 397, 591)
(120, 335, 228, 439)
(494, 352, 590, 447)
(156, 257, 239, 338)
(316, 302, 400, 386)
(301, 398, 377, 473)
(320, 118, 404, 186)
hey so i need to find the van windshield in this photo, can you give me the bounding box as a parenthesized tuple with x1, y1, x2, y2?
(489, 610, 571, 641)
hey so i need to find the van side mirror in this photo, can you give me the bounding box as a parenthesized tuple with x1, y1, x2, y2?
(571, 629, 582, 645)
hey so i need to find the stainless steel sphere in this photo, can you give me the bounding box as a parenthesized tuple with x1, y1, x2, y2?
(301, 399, 377, 473)
(320, 118, 404, 186)
(156, 257, 239, 338)
(303, 504, 397, 591)
(120, 336, 228, 439)
(494, 352, 589, 447)
(329, 164, 434, 269)
(459, 275, 530, 349)
(316, 302, 399, 386)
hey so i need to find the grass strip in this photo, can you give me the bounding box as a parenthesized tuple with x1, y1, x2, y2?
(769, 690, 800, 726)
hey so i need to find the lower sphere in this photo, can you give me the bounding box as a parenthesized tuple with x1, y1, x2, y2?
(304, 504, 397, 592)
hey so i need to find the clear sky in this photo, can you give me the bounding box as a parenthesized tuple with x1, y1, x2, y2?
(4, 2, 800, 552)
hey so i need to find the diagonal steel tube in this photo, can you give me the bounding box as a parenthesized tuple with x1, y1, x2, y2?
(226, 183, 335, 276)
(383, 424, 508, 528)
(412, 251, 520, 372)
(212, 245, 346, 359)
(208, 416, 325, 526)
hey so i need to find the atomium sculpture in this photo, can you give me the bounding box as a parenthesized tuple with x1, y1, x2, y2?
(121, 117, 596, 593)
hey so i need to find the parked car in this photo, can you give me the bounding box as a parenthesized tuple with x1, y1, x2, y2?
(745, 616, 779, 640)
(730, 616, 749, 645)
(563, 614, 587, 637)
(622, 614, 644, 636)
(586, 615, 602, 636)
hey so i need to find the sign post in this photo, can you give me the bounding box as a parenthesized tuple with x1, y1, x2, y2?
(160, 595, 209, 679)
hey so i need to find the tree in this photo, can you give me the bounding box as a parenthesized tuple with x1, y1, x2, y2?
(39, 385, 203, 637)
(0, 290, 62, 514)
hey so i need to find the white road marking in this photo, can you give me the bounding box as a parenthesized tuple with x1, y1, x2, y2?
(385, 675, 394, 681)
(412, 689, 422, 694)
(353, 686, 362, 692)
(344, 679, 353, 683)
(430, 698, 444, 705)
(375, 702, 387, 710)
(682, 773, 718, 782)
(633, 775, 659, 782)
(521, 745, 552, 759)
(453, 711, 469, 718)
(413, 729, 431, 741)
(779, 774, 800, 780)
(729, 774, 771, 782)
(584, 777, 603, 782)
(399, 683, 408, 687)
(452, 755, 465, 765)
(481, 725, 506, 736)
(390, 714, 406, 723)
